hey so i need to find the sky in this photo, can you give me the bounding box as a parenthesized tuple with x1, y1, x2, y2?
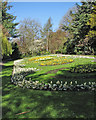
(8, 2, 79, 31)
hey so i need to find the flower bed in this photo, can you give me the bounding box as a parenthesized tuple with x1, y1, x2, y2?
(11, 75, 96, 91)
(28, 56, 73, 66)
(28, 56, 53, 61)
(40, 57, 73, 66)
(69, 64, 96, 73)
(11, 57, 96, 91)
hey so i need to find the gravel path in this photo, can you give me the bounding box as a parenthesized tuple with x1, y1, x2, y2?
(0, 62, 3, 65)
(62, 55, 95, 59)
(14, 59, 23, 66)
(47, 54, 96, 59)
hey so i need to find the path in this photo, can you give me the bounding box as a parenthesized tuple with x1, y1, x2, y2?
(48, 54, 96, 59)
(0, 62, 3, 66)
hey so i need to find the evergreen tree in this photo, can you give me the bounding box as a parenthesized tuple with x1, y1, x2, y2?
(2, 1, 19, 37)
(60, 5, 78, 54)
(0, 32, 12, 59)
(61, 1, 95, 54)
(11, 43, 21, 60)
(86, 3, 96, 54)
(73, 2, 95, 54)
(0, 1, 18, 59)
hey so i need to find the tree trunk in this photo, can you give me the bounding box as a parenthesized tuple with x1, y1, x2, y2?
(46, 37, 48, 51)
(46, 32, 49, 51)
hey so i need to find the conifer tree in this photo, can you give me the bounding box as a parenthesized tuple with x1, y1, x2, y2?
(0, 1, 18, 59)
(0, 32, 12, 59)
(61, 1, 95, 54)
(86, 3, 96, 54)
(70, 2, 94, 54)
(2, 1, 19, 37)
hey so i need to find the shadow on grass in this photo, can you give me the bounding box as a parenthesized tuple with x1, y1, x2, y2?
(2, 62, 96, 119)
(25, 63, 96, 84)
(2, 87, 95, 119)
(2, 64, 14, 95)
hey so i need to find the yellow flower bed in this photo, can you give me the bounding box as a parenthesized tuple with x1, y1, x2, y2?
(28, 56, 53, 61)
(40, 57, 73, 66)
(28, 56, 73, 66)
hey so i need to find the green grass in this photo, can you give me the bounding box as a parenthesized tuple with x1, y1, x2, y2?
(1, 56, 96, 119)
(21, 56, 96, 84)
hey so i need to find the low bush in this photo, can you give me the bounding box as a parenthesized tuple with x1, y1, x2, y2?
(69, 64, 96, 73)
(55, 50, 61, 54)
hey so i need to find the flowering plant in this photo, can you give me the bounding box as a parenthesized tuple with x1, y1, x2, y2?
(11, 57, 96, 91)
(11, 74, 96, 91)
(69, 64, 96, 73)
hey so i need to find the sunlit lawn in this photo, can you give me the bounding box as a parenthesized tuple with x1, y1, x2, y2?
(1, 55, 96, 119)
(22, 56, 96, 84)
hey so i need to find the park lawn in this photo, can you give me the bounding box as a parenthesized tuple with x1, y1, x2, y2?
(1, 56, 96, 119)
(21, 56, 96, 84)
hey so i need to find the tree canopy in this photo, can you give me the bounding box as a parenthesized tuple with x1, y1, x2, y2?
(18, 18, 42, 55)
(1, 1, 18, 59)
(60, 1, 96, 55)
(2, 1, 19, 37)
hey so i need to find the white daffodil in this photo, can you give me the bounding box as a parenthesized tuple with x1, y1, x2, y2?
(50, 81, 52, 84)
(84, 82, 86, 85)
(70, 81, 72, 85)
(65, 82, 67, 85)
(75, 81, 77, 84)
(89, 82, 91, 85)
(56, 81, 60, 84)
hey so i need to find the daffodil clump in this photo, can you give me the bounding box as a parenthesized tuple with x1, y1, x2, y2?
(28, 55, 73, 66)
(40, 57, 73, 66)
(28, 56, 53, 62)
(12, 59, 40, 83)
(13, 59, 40, 75)
(11, 76, 96, 91)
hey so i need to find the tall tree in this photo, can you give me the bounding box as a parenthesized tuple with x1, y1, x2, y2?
(86, 3, 96, 54)
(11, 42, 21, 60)
(61, 1, 95, 54)
(2, 1, 19, 37)
(18, 18, 42, 55)
(0, 32, 12, 58)
(59, 6, 78, 54)
(59, 6, 77, 31)
(72, 2, 94, 54)
(42, 17, 52, 51)
(0, 1, 18, 58)
(48, 29, 67, 53)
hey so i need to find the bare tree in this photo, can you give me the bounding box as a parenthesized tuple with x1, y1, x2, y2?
(18, 18, 42, 54)
(59, 6, 78, 30)
(41, 17, 53, 51)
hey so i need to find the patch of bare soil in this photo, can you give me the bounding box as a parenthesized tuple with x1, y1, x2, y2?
(46, 67, 68, 74)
